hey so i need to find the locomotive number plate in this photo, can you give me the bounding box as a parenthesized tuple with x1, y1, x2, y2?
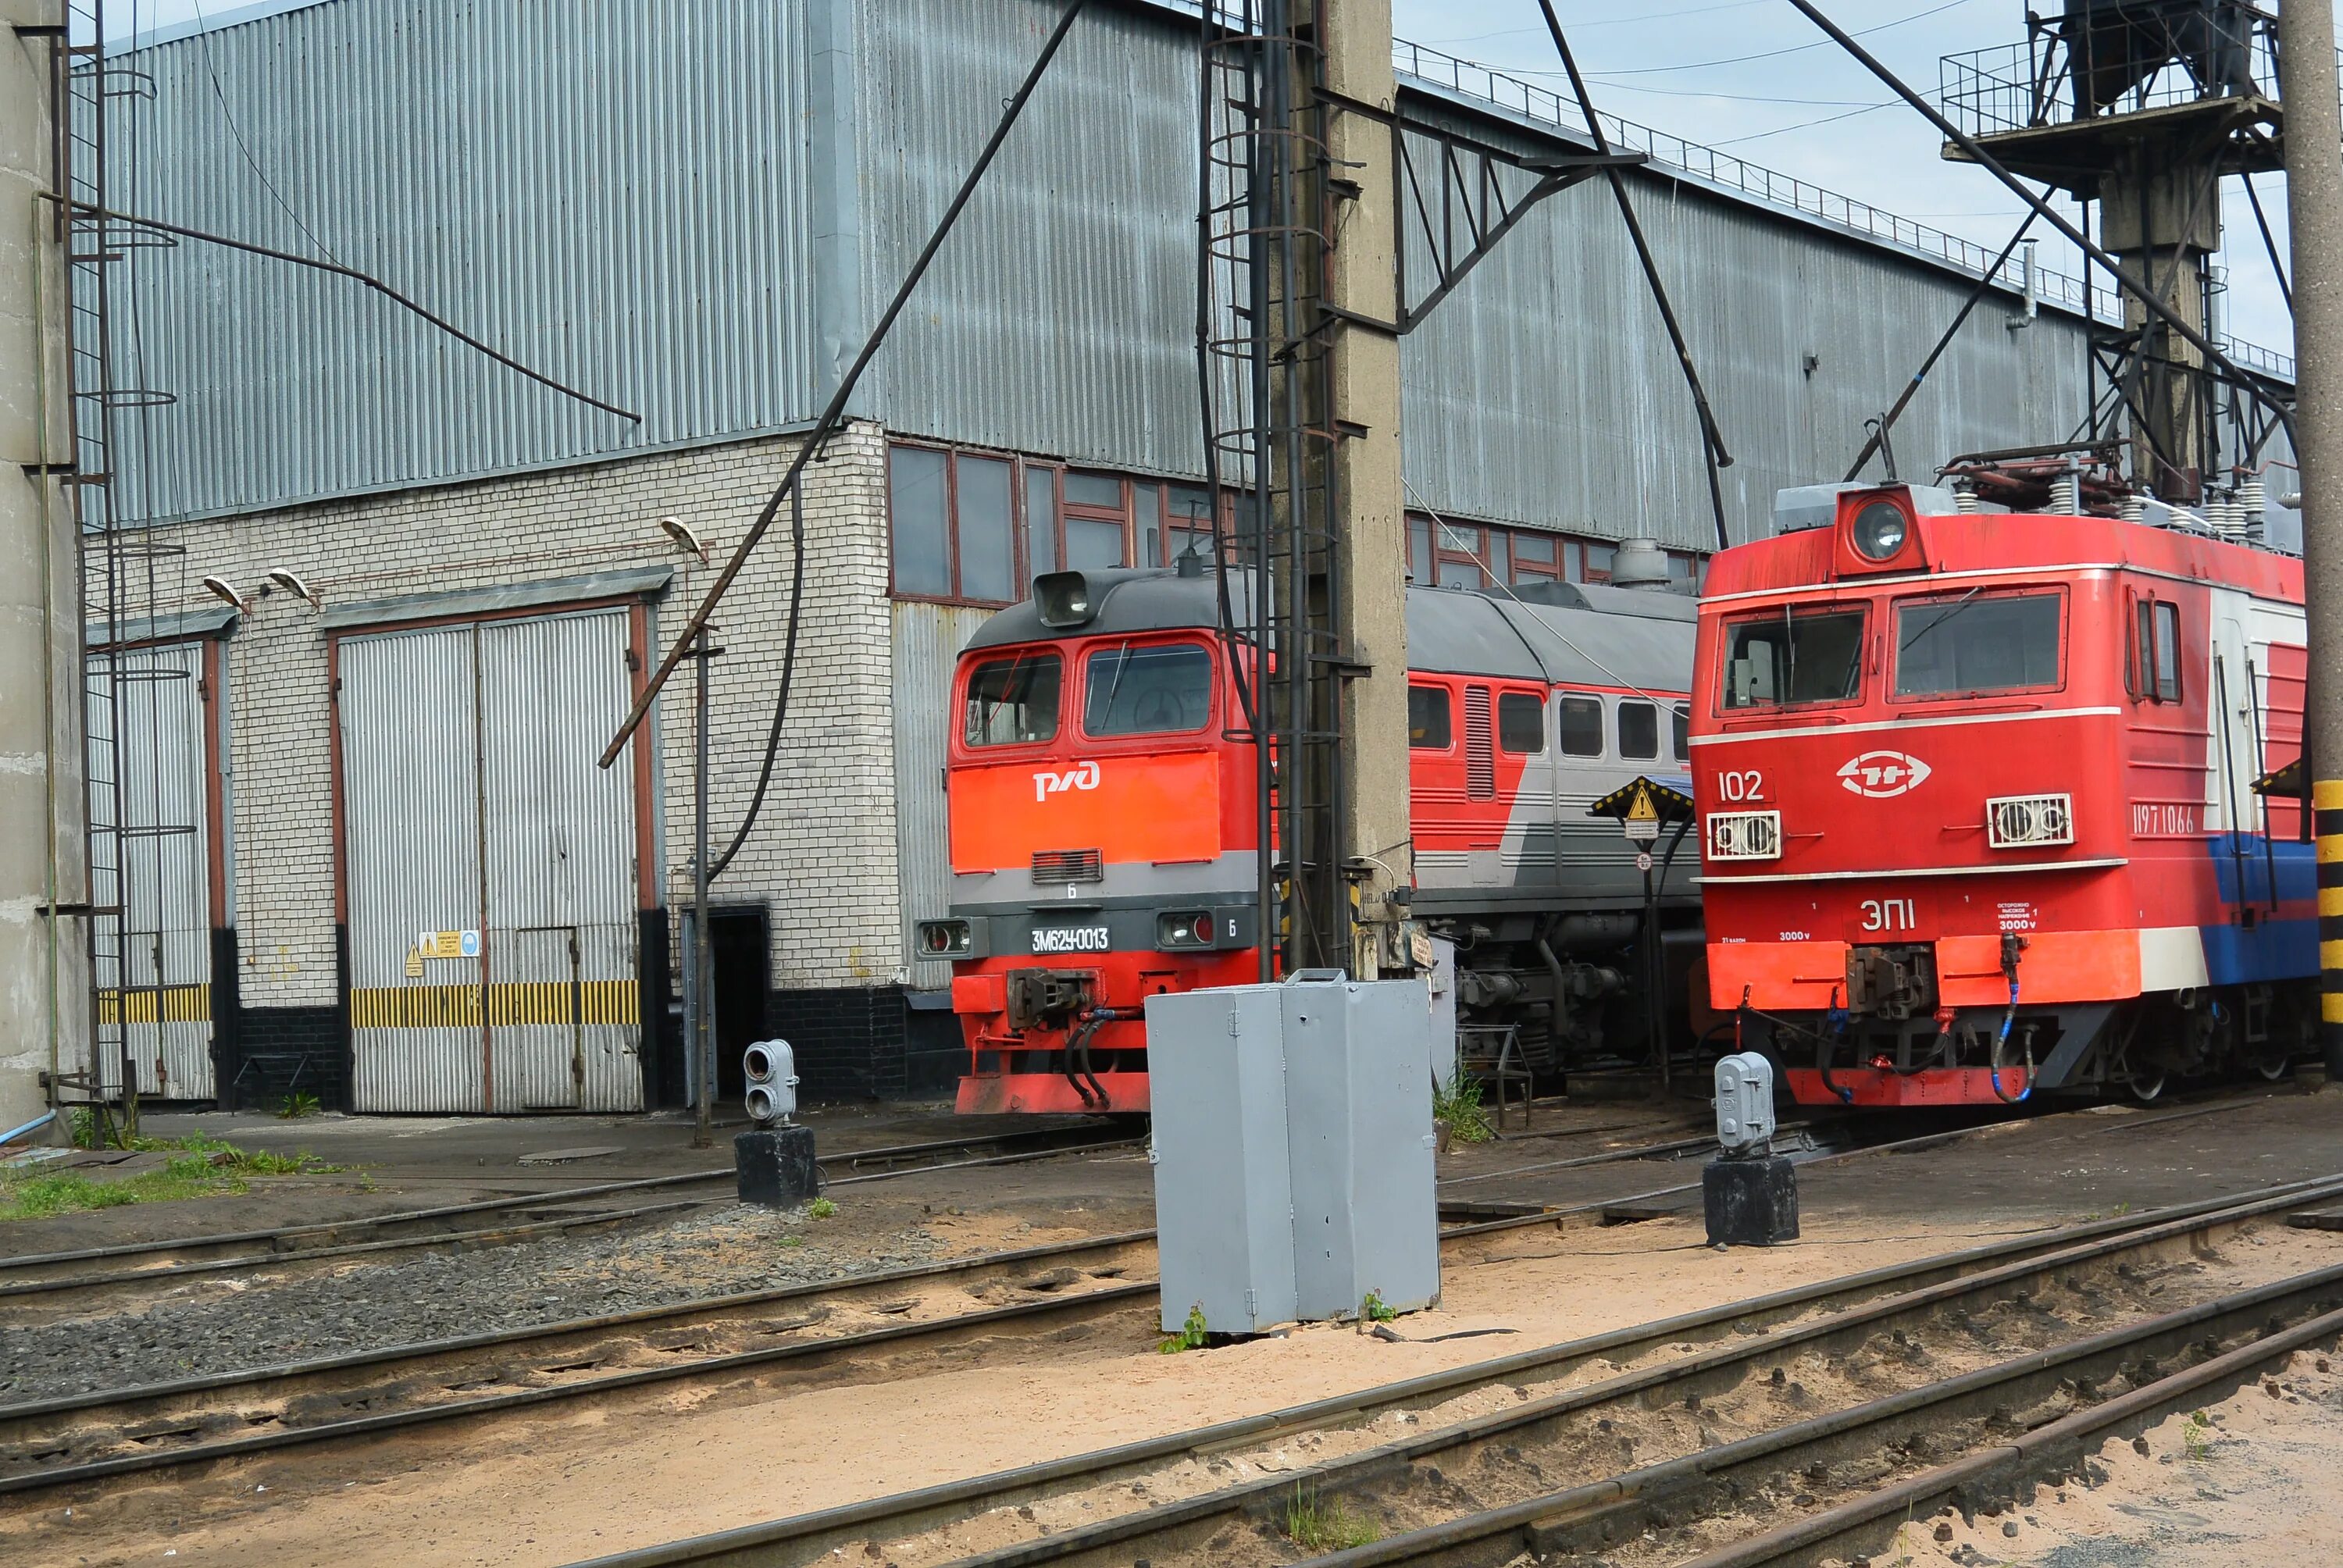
(1030, 925, 1111, 954)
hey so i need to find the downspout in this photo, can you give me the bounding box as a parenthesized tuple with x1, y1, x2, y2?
(31, 192, 62, 1107)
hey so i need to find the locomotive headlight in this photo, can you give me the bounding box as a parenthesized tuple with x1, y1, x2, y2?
(1850, 500, 1910, 561)
(916, 919, 973, 957)
(1035, 570, 1096, 629)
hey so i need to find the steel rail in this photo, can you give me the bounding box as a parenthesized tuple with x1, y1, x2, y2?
(0, 1124, 1143, 1295)
(0, 1096, 2291, 1502)
(1671, 1302, 2343, 1568)
(562, 1170, 2343, 1568)
(1303, 1271, 2343, 1566)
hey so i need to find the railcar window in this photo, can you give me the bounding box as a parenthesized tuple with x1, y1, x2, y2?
(1557, 695, 1603, 757)
(964, 653, 1062, 747)
(1082, 643, 1212, 736)
(1498, 692, 1544, 754)
(1671, 704, 1690, 760)
(2152, 600, 2181, 701)
(1617, 700, 1659, 760)
(1410, 686, 1452, 749)
(1894, 592, 2061, 698)
(1721, 608, 1865, 708)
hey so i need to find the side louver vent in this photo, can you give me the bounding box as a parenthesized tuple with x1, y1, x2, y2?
(1465, 686, 1494, 800)
(1031, 848, 1104, 885)
(1705, 810, 1782, 862)
(1987, 793, 2074, 850)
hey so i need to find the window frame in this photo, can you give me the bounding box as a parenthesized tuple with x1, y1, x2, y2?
(1408, 681, 1456, 752)
(1616, 697, 1661, 761)
(1497, 689, 1545, 755)
(889, 441, 1033, 608)
(1716, 603, 1870, 714)
(2128, 593, 2183, 704)
(1555, 692, 1606, 758)
(959, 649, 1065, 750)
(1075, 636, 1217, 741)
(1888, 586, 2067, 704)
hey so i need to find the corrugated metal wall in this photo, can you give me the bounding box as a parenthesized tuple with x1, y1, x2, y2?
(341, 609, 643, 1113)
(108, 0, 824, 523)
(85, 642, 214, 1099)
(853, 0, 1201, 479)
(893, 601, 999, 992)
(1396, 138, 2093, 551)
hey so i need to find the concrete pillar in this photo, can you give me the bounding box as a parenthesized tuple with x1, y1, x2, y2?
(2102, 135, 2220, 504)
(1, 5, 88, 1136)
(2277, 0, 2343, 1082)
(1322, 0, 1410, 975)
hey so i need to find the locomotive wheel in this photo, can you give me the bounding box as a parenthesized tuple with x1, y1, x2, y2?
(2127, 1068, 2167, 1102)
(2255, 1053, 2292, 1082)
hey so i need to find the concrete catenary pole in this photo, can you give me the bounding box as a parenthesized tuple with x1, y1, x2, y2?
(2, 4, 90, 1140)
(2279, 0, 2343, 1082)
(1322, 0, 1410, 977)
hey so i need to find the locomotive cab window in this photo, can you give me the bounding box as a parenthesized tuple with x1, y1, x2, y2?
(1498, 692, 1544, 754)
(1721, 607, 1865, 709)
(1410, 685, 1452, 749)
(1557, 694, 1603, 757)
(1082, 643, 1212, 736)
(1893, 590, 2062, 699)
(1617, 700, 1660, 760)
(964, 652, 1062, 747)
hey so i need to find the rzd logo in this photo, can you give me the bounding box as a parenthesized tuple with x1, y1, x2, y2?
(1837, 750, 1931, 799)
(1032, 761, 1101, 803)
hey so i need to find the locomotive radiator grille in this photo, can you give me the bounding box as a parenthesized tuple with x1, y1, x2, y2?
(1031, 847, 1105, 884)
(1986, 793, 2074, 850)
(1706, 809, 1782, 861)
(1465, 685, 1495, 800)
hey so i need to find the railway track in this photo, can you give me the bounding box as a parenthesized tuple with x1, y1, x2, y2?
(0, 1121, 1143, 1303)
(0, 1092, 2287, 1509)
(566, 1170, 2343, 1568)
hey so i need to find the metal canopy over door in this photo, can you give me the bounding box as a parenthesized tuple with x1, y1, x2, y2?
(87, 641, 216, 1099)
(341, 608, 644, 1113)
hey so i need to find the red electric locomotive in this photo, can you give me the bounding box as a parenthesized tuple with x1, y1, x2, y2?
(1692, 483, 2313, 1107)
(921, 559, 1699, 1114)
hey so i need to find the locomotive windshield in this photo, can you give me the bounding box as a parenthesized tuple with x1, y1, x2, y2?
(1894, 591, 2062, 697)
(964, 651, 1062, 746)
(1082, 643, 1213, 736)
(1721, 607, 1865, 709)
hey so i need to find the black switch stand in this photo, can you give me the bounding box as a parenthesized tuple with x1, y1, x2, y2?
(1703, 1152, 1799, 1247)
(735, 1124, 818, 1208)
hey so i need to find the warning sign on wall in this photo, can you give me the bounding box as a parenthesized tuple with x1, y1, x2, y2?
(417, 930, 480, 960)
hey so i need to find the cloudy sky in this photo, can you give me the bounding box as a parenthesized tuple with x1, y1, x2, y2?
(1393, 0, 2295, 355)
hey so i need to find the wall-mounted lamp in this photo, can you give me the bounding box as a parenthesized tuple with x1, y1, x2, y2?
(200, 576, 250, 614)
(660, 515, 709, 565)
(265, 568, 320, 606)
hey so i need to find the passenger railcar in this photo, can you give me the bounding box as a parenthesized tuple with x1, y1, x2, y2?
(1692, 484, 2313, 1107)
(922, 560, 1698, 1114)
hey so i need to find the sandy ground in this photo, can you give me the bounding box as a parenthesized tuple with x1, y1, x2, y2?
(3, 1213, 2045, 1567)
(1863, 1347, 2343, 1567)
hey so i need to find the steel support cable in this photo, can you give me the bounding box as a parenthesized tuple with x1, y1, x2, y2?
(1779, 0, 2297, 447)
(707, 480, 804, 882)
(1535, 2, 1736, 554)
(1842, 209, 2041, 482)
(599, 0, 1093, 770)
(49, 198, 639, 426)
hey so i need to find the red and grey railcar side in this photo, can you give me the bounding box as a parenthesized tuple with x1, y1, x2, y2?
(1692, 485, 2313, 1107)
(922, 564, 1698, 1114)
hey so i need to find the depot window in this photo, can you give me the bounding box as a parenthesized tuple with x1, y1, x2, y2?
(963, 652, 1061, 747)
(1894, 590, 2063, 699)
(1409, 685, 1453, 750)
(1082, 643, 1212, 736)
(1403, 517, 1701, 591)
(1721, 607, 1866, 709)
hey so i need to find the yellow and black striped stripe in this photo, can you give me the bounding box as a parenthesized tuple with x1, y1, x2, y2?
(95, 985, 212, 1025)
(350, 982, 640, 1029)
(2318, 780, 2343, 1043)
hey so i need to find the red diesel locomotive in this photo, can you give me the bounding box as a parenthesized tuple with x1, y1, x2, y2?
(1692, 483, 2314, 1107)
(920, 560, 1698, 1114)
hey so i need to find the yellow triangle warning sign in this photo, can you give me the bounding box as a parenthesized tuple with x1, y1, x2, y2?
(1627, 785, 1658, 822)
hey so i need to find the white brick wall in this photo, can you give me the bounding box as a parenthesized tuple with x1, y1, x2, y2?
(121, 422, 903, 1007)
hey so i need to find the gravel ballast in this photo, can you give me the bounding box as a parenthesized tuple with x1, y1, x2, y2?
(0, 1203, 938, 1404)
